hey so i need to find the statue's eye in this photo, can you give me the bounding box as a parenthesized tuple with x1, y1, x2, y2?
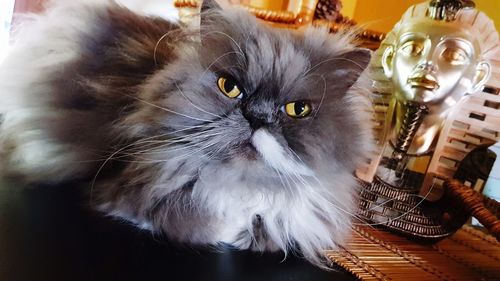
(281, 101, 312, 118)
(400, 41, 424, 56)
(217, 76, 243, 99)
(441, 48, 468, 65)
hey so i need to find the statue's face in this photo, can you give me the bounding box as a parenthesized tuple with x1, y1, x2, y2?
(387, 20, 483, 103)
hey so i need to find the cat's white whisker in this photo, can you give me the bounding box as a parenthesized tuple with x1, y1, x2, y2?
(111, 128, 224, 162)
(174, 82, 224, 119)
(89, 128, 220, 198)
(153, 29, 180, 66)
(198, 50, 244, 83)
(304, 173, 422, 229)
(77, 125, 217, 162)
(163, 140, 219, 163)
(304, 57, 367, 77)
(130, 133, 225, 158)
(273, 166, 296, 199)
(88, 127, 203, 190)
(308, 74, 327, 119)
(131, 131, 224, 163)
(352, 187, 434, 227)
(129, 95, 214, 123)
(129, 129, 218, 149)
(304, 175, 367, 223)
(204, 30, 246, 64)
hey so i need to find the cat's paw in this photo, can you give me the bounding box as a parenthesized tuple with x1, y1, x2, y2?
(223, 214, 281, 252)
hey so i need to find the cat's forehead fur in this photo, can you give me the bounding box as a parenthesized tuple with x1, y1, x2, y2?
(197, 7, 359, 95)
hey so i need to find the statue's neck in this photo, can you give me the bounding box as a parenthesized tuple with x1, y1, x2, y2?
(392, 98, 452, 155)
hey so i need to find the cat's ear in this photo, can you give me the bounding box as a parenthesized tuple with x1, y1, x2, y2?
(200, 0, 223, 45)
(200, 0, 222, 27)
(331, 48, 372, 89)
(341, 49, 371, 71)
(201, 0, 222, 13)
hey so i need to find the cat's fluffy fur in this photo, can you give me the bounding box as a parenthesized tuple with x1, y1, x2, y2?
(0, 0, 373, 265)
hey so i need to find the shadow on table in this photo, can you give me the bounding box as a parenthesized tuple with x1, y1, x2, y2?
(0, 179, 355, 281)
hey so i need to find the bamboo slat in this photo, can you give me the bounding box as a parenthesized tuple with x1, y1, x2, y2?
(326, 225, 500, 281)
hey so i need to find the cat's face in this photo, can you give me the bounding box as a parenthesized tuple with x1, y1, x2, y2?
(137, 0, 371, 185)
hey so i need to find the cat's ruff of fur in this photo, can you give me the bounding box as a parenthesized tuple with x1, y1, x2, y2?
(0, 0, 373, 266)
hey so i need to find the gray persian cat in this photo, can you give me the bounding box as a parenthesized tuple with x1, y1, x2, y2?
(0, 0, 373, 265)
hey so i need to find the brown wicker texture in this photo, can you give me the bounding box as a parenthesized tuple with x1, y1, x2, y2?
(445, 179, 500, 241)
(173, 0, 385, 50)
(484, 195, 500, 222)
(326, 225, 500, 281)
(312, 20, 385, 50)
(314, 0, 342, 22)
(356, 177, 500, 241)
(174, 0, 320, 26)
(356, 178, 470, 239)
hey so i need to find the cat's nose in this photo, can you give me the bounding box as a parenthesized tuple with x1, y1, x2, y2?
(242, 108, 268, 130)
(247, 116, 267, 130)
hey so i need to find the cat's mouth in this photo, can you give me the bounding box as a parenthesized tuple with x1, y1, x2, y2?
(240, 140, 258, 160)
(250, 128, 313, 176)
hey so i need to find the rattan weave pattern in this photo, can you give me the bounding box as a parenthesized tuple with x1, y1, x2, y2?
(326, 225, 500, 281)
(356, 178, 466, 238)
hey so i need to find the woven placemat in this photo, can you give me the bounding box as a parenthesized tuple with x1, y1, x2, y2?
(326, 225, 500, 281)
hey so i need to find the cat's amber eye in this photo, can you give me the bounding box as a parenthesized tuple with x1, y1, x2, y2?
(217, 77, 243, 99)
(282, 101, 312, 118)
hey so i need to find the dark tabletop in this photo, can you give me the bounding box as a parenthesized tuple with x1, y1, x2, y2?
(0, 178, 356, 281)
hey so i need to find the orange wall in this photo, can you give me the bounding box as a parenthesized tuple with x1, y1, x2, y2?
(350, 0, 500, 33)
(476, 0, 500, 31)
(351, 0, 421, 32)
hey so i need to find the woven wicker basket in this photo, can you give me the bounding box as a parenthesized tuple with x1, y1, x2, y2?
(342, 178, 500, 280)
(356, 177, 500, 239)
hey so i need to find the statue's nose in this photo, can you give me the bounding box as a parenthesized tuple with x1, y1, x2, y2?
(415, 61, 436, 72)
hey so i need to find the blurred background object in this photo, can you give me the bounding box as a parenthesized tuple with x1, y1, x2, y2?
(2, 0, 500, 32)
(342, 0, 499, 33)
(0, 0, 14, 62)
(114, 0, 177, 20)
(484, 143, 500, 203)
(10, 0, 177, 20)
